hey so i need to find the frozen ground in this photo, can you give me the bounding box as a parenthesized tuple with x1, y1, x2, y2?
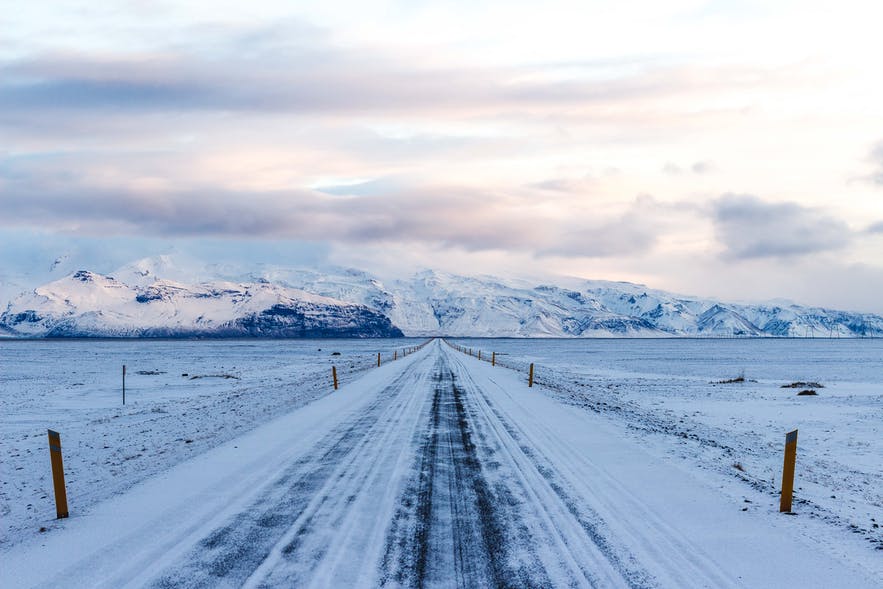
(1, 338, 881, 587)
(0, 338, 421, 546)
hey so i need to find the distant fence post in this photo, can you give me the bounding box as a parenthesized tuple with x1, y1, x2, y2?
(332, 366, 339, 390)
(377, 352, 381, 367)
(780, 429, 798, 512)
(528, 363, 534, 387)
(122, 364, 126, 405)
(394, 350, 397, 360)
(47, 430, 69, 519)
(478, 350, 481, 360)
(492, 352, 496, 366)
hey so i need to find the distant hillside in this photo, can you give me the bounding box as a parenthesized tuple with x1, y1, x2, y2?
(1, 260, 881, 338)
(0, 270, 403, 338)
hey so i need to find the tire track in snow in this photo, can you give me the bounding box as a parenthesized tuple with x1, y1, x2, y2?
(380, 361, 531, 588)
(382, 348, 649, 588)
(443, 346, 652, 588)
(449, 347, 740, 588)
(149, 352, 435, 589)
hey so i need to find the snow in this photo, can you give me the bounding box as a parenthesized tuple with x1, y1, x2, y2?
(1, 338, 880, 587)
(451, 338, 883, 571)
(4, 258, 883, 337)
(0, 338, 422, 547)
(1, 271, 402, 337)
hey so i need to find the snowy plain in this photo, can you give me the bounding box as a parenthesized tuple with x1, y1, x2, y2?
(0, 338, 881, 587)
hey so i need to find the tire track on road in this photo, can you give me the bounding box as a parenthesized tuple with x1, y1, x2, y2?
(449, 346, 740, 588)
(443, 346, 650, 588)
(149, 352, 435, 589)
(382, 354, 560, 588)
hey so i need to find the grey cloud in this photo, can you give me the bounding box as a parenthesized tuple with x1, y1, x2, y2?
(663, 161, 714, 175)
(711, 193, 851, 259)
(662, 162, 683, 175)
(538, 194, 682, 258)
(0, 28, 791, 119)
(528, 175, 597, 193)
(0, 158, 664, 258)
(869, 141, 883, 185)
(867, 221, 883, 234)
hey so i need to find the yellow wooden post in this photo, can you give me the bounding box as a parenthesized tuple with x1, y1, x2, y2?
(492, 352, 496, 366)
(332, 366, 338, 390)
(528, 363, 534, 387)
(47, 430, 69, 519)
(780, 429, 798, 512)
(377, 352, 381, 367)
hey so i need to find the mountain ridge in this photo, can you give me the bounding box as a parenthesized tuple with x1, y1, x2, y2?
(1, 259, 881, 338)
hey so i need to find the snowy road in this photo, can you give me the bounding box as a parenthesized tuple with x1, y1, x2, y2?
(2, 340, 878, 588)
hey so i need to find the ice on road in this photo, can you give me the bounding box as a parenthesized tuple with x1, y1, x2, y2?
(1, 340, 877, 588)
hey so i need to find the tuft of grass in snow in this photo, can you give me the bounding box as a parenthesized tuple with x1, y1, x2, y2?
(782, 381, 824, 389)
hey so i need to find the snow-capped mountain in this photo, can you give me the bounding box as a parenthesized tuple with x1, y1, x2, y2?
(0, 270, 402, 338)
(1, 258, 882, 338)
(289, 269, 883, 338)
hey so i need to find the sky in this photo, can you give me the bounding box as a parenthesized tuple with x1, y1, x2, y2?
(2, 0, 883, 312)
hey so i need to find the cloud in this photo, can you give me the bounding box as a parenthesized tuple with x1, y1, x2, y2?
(662, 160, 714, 175)
(710, 193, 851, 259)
(867, 220, 883, 234)
(0, 22, 809, 123)
(868, 141, 883, 185)
(0, 154, 670, 258)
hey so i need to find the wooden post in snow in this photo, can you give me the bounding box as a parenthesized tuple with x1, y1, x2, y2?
(47, 430, 69, 519)
(780, 429, 798, 512)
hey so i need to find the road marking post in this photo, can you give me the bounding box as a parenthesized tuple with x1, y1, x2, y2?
(478, 350, 481, 360)
(122, 364, 126, 405)
(47, 430, 69, 519)
(529, 363, 534, 387)
(394, 350, 397, 360)
(780, 429, 798, 512)
(492, 352, 496, 366)
(332, 366, 339, 390)
(377, 352, 381, 367)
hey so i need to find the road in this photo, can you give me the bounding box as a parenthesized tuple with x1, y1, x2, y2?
(2, 340, 876, 588)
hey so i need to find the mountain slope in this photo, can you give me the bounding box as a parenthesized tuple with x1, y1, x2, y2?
(2, 261, 882, 338)
(0, 271, 403, 338)
(264, 268, 883, 338)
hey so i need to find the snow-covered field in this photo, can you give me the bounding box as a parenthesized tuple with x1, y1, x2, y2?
(0, 338, 421, 546)
(1, 338, 881, 587)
